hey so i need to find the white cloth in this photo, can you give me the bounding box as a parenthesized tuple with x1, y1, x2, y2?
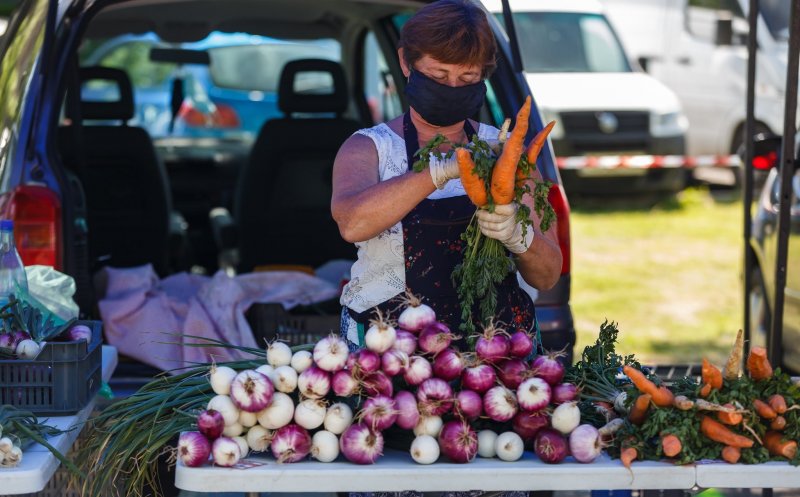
(339, 122, 499, 344)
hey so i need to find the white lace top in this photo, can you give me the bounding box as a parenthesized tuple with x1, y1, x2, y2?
(340, 121, 499, 314)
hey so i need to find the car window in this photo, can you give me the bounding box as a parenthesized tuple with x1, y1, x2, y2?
(362, 32, 402, 123)
(92, 40, 176, 89)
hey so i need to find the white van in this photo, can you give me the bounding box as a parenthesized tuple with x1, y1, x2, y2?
(482, 0, 689, 196)
(601, 0, 790, 159)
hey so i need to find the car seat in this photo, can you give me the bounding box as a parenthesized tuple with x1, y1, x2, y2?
(58, 66, 181, 276)
(235, 58, 360, 272)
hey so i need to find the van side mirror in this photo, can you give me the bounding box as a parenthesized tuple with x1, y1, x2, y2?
(715, 14, 733, 46)
(637, 56, 650, 73)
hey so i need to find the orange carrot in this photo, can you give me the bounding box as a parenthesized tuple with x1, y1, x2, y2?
(771, 416, 787, 431)
(721, 445, 741, 464)
(456, 148, 487, 207)
(628, 393, 651, 425)
(490, 96, 531, 204)
(620, 447, 638, 469)
(753, 399, 778, 420)
(764, 431, 798, 459)
(661, 434, 682, 457)
(700, 416, 754, 448)
(516, 120, 556, 187)
(746, 346, 773, 380)
(768, 394, 787, 415)
(717, 404, 743, 426)
(700, 383, 712, 398)
(702, 358, 723, 390)
(622, 365, 673, 407)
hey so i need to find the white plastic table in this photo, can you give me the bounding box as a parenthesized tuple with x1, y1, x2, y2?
(0, 345, 118, 495)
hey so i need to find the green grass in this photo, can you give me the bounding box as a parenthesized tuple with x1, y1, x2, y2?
(569, 187, 744, 366)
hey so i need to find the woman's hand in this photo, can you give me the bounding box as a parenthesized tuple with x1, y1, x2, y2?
(429, 155, 460, 189)
(476, 203, 534, 254)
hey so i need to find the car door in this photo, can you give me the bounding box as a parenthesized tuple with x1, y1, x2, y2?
(783, 168, 800, 371)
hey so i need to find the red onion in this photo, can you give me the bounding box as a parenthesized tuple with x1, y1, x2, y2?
(394, 391, 421, 430)
(392, 329, 418, 355)
(461, 363, 497, 394)
(212, 436, 241, 467)
(532, 350, 567, 386)
(432, 348, 465, 381)
(403, 356, 432, 386)
(381, 349, 409, 377)
(271, 424, 312, 463)
(483, 385, 518, 422)
(509, 330, 534, 358)
(361, 370, 393, 397)
(297, 365, 331, 399)
(340, 424, 384, 464)
(332, 369, 360, 397)
(552, 383, 579, 404)
(417, 322, 455, 355)
(454, 390, 482, 420)
(197, 409, 225, 440)
(438, 420, 477, 463)
(475, 327, 510, 364)
(534, 428, 569, 464)
(313, 335, 349, 372)
(397, 292, 436, 332)
(497, 359, 529, 389)
(360, 395, 398, 431)
(517, 377, 552, 411)
(512, 410, 550, 442)
(346, 349, 381, 374)
(65, 324, 92, 342)
(11, 331, 30, 347)
(0, 333, 14, 351)
(230, 370, 274, 413)
(416, 378, 454, 416)
(178, 431, 211, 467)
(569, 424, 602, 463)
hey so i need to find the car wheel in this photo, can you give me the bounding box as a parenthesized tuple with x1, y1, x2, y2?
(748, 265, 770, 352)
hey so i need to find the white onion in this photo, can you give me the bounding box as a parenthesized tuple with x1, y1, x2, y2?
(290, 350, 313, 373)
(246, 425, 273, 452)
(239, 410, 258, 428)
(495, 432, 524, 462)
(313, 335, 350, 372)
(209, 365, 238, 395)
(256, 392, 295, 429)
(15, 339, 40, 359)
(266, 341, 293, 367)
(311, 430, 340, 462)
(364, 314, 396, 354)
(569, 424, 602, 463)
(413, 415, 443, 437)
(410, 434, 440, 464)
(517, 377, 552, 411)
(0, 437, 14, 452)
(397, 293, 436, 332)
(208, 395, 240, 426)
(324, 402, 354, 435)
(233, 436, 249, 459)
(222, 422, 244, 437)
(551, 401, 581, 435)
(272, 365, 298, 393)
(211, 436, 241, 467)
(256, 364, 275, 380)
(294, 398, 327, 430)
(477, 430, 498, 458)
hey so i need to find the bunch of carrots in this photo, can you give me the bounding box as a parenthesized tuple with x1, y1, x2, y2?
(448, 96, 557, 336)
(610, 328, 800, 468)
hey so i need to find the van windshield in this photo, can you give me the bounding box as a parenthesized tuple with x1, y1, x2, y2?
(760, 0, 790, 41)
(497, 12, 631, 73)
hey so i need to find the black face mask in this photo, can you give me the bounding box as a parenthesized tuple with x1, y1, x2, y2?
(404, 70, 487, 127)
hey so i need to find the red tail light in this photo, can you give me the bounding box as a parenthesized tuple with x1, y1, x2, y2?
(178, 101, 241, 128)
(0, 185, 62, 269)
(547, 183, 571, 275)
(752, 150, 778, 170)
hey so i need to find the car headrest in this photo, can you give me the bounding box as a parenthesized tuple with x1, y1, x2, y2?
(278, 59, 348, 116)
(72, 66, 135, 122)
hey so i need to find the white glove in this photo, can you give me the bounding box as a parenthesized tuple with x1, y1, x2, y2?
(429, 154, 460, 189)
(476, 203, 534, 255)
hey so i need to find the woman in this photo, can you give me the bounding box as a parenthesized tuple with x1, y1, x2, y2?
(332, 0, 562, 351)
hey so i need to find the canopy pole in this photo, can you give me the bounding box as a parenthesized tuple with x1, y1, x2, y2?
(769, 0, 800, 366)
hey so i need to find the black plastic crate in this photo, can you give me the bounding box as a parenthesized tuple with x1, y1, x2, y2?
(0, 320, 102, 415)
(246, 302, 340, 347)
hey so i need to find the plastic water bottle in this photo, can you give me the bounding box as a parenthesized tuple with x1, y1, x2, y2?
(0, 219, 29, 306)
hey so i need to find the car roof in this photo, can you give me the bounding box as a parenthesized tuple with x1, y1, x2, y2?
(481, 0, 604, 14)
